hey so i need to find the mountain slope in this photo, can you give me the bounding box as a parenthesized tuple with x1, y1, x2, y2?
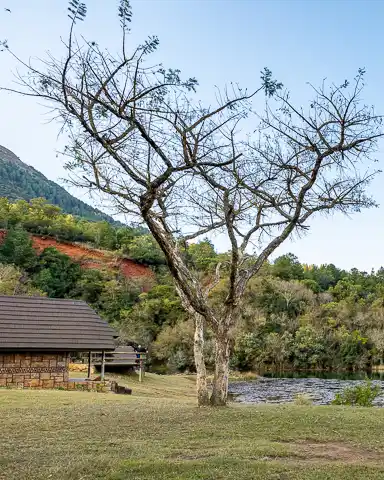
(0, 145, 116, 223)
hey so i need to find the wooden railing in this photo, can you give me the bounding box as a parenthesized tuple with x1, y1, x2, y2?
(91, 350, 147, 382)
(91, 351, 146, 365)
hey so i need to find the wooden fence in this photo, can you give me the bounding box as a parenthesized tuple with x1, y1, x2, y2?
(77, 349, 147, 382)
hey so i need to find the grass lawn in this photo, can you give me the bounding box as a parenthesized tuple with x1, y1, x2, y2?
(1, 373, 384, 480)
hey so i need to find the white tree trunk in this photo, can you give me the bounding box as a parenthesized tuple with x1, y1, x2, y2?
(210, 329, 231, 406)
(193, 313, 210, 406)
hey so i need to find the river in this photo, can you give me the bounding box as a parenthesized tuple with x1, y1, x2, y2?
(228, 371, 384, 406)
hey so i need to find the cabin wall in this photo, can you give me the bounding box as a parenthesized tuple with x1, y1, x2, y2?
(0, 353, 69, 388)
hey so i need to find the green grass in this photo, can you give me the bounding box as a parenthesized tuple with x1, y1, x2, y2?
(1, 373, 384, 479)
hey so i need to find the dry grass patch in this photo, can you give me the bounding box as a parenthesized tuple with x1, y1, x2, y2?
(287, 441, 384, 464)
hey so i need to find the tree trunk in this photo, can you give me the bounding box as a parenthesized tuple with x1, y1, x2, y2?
(210, 328, 231, 406)
(194, 313, 210, 406)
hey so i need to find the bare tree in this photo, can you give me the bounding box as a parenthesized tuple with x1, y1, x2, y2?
(2, 0, 382, 405)
(1, 6, 11, 51)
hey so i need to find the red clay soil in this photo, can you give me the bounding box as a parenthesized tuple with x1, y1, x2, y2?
(0, 230, 154, 281)
(31, 236, 107, 261)
(119, 259, 153, 278)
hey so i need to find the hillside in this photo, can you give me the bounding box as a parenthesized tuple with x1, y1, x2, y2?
(0, 144, 117, 223)
(0, 229, 154, 281)
(31, 235, 154, 280)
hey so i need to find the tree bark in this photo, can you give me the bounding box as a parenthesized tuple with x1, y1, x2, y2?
(193, 313, 210, 406)
(210, 327, 231, 406)
(172, 283, 210, 406)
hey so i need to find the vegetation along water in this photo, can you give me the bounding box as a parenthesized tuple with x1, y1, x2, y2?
(229, 372, 384, 406)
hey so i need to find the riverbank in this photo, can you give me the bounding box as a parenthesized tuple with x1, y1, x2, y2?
(229, 375, 384, 405)
(1, 373, 384, 479)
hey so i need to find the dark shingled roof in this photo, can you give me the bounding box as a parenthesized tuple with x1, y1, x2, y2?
(0, 296, 116, 351)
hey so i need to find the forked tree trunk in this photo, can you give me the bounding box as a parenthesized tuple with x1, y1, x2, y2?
(210, 327, 231, 406)
(193, 313, 210, 406)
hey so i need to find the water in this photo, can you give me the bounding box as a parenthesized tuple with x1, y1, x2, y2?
(263, 371, 384, 380)
(228, 372, 384, 406)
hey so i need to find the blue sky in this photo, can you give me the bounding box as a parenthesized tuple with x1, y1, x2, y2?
(1, 0, 384, 270)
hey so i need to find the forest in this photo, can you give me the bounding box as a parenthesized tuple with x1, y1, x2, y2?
(1, 197, 384, 374)
(0, 148, 117, 223)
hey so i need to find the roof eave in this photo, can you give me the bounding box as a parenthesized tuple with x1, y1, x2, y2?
(0, 346, 116, 353)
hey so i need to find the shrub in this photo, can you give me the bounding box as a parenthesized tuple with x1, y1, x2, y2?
(294, 393, 313, 406)
(32, 247, 81, 297)
(332, 380, 381, 407)
(0, 225, 37, 269)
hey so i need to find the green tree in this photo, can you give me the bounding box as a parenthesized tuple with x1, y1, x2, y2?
(256, 279, 314, 320)
(0, 197, 11, 228)
(72, 269, 106, 305)
(124, 235, 165, 265)
(32, 247, 81, 297)
(152, 320, 196, 373)
(0, 263, 44, 296)
(300, 278, 321, 293)
(91, 221, 117, 249)
(304, 263, 346, 291)
(261, 332, 293, 369)
(0, 226, 37, 269)
(97, 278, 142, 324)
(293, 325, 326, 368)
(272, 253, 304, 281)
(187, 239, 217, 272)
(120, 283, 185, 345)
(231, 332, 265, 371)
(336, 327, 370, 369)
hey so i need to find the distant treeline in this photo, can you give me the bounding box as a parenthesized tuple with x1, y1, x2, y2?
(147, 251, 384, 374)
